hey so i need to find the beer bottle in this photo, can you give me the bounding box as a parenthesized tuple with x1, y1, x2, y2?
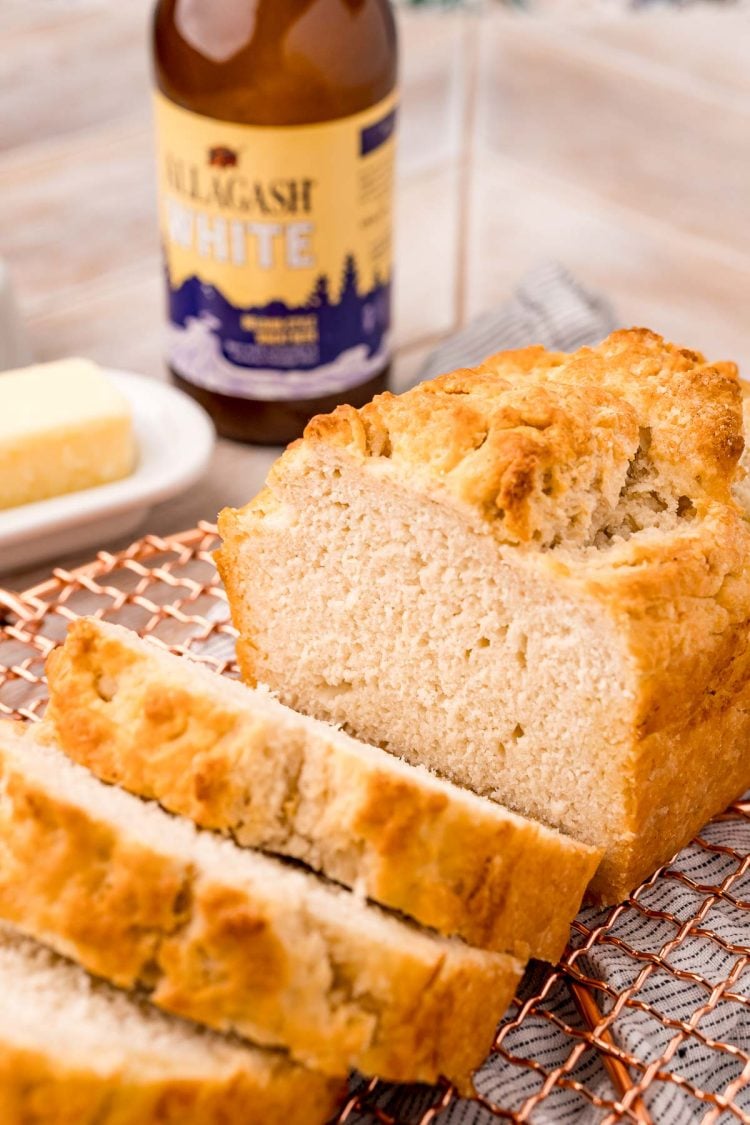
(152, 0, 398, 444)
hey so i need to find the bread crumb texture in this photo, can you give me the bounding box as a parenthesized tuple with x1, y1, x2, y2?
(217, 329, 750, 902)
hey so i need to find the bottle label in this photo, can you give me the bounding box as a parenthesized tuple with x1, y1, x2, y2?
(153, 90, 396, 401)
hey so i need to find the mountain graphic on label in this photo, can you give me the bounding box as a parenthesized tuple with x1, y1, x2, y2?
(167, 252, 391, 375)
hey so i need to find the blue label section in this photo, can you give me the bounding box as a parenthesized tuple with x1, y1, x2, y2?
(360, 108, 398, 157)
(168, 254, 391, 374)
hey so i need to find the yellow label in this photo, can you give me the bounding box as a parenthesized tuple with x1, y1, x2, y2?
(153, 90, 396, 401)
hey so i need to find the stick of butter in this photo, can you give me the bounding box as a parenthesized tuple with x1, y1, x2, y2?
(0, 359, 137, 511)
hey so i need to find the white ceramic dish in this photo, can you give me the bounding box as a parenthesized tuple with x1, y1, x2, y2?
(0, 369, 215, 575)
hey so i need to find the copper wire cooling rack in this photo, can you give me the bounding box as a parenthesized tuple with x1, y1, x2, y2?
(2, 524, 750, 1124)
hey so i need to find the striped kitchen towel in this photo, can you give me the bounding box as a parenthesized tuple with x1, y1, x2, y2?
(416, 260, 616, 385)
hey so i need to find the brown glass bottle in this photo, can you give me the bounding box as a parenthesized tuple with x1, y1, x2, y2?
(152, 0, 398, 445)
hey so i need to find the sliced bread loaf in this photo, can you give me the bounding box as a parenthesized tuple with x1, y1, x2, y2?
(45, 616, 599, 961)
(216, 328, 750, 903)
(0, 921, 341, 1125)
(0, 719, 522, 1090)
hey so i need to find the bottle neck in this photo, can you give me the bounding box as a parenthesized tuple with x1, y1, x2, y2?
(155, 0, 397, 126)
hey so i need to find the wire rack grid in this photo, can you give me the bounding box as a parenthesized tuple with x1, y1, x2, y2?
(2, 523, 750, 1125)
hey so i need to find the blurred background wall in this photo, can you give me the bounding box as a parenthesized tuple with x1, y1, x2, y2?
(2, 0, 748, 395)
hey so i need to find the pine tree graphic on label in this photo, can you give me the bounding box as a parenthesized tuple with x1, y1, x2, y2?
(338, 254, 362, 353)
(310, 274, 331, 308)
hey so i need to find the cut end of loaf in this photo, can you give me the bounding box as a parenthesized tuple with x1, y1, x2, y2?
(219, 451, 634, 859)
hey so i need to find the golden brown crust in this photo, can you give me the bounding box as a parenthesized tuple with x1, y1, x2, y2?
(0, 721, 521, 1090)
(291, 328, 744, 547)
(45, 617, 599, 961)
(590, 680, 750, 902)
(0, 1043, 340, 1125)
(478, 329, 743, 500)
(576, 505, 750, 898)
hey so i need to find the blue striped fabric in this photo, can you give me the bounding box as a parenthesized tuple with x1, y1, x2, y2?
(416, 261, 616, 386)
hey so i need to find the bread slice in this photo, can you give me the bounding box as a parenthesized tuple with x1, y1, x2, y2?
(0, 719, 522, 1090)
(45, 616, 599, 961)
(216, 328, 750, 904)
(0, 922, 341, 1125)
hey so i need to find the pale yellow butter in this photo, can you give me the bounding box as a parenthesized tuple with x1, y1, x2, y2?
(0, 359, 137, 511)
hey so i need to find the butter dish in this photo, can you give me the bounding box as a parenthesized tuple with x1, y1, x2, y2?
(0, 370, 214, 574)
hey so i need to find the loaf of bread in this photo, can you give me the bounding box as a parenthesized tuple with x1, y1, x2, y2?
(0, 718, 521, 1090)
(216, 328, 750, 903)
(0, 921, 340, 1125)
(45, 616, 599, 960)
